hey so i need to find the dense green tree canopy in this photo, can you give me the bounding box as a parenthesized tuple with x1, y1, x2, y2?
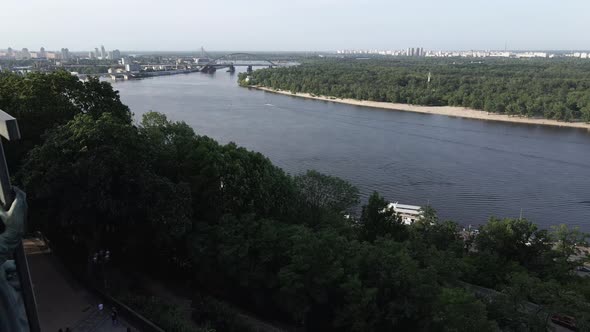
(0, 71, 131, 171)
(4, 71, 590, 331)
(294, 170, 359, 213)
(475, 217, 553, 269)
(241, 58, 590, 122)
(360, 192, 407, 242)
(18, 112, 191, 265)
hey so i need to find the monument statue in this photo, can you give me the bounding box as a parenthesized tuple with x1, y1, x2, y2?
(0, 110, 40, 331)
(0, 187, 29, 332)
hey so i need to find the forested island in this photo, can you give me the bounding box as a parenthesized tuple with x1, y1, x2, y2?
(240, 58, 590, 123)
(2, 71, 590, 331)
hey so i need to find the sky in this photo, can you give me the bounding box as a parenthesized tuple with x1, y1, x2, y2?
(1, 0, 589, 52)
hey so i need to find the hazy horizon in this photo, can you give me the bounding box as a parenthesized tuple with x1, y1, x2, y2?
(2, 0, 589, 52)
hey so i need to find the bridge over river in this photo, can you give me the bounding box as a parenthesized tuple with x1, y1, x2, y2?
(198, 52, 284, 73)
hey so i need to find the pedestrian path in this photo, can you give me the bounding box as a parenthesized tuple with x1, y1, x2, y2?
(24, 238, 138, 331)
(71, 307, 108, 331)
(71, 306, 132, 332)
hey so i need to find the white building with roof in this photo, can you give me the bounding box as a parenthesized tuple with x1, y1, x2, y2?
(387, 202, 423, 225)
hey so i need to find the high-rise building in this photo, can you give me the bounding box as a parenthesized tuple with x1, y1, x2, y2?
(39, 47, 46, 58)
(100, 45, 106, 59)
(61, 48, 70, 60)
(20, 48, 30, 59)
(112, 49, 121, 59)
(405, 47, 424, 57)
(89, 51, 96, 59)
(95, 48, 100, 59)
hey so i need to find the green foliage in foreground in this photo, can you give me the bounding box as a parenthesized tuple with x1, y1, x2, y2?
(192, 295, 259, 332)
(4, 71, 590, 331)
(0, 70, 131, 172)
(241, 58, 590, 121)
(118, 291, 263, 332)
(117, 292, 211, 332)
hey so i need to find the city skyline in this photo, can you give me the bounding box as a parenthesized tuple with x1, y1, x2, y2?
(0, 45, 121, 60)
(1, 0, 590, 51)
(3, 44, 590, 64)
(3, 45, 590, 54)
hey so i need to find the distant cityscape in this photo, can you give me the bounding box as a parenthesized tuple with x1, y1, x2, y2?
(3, 44, 590, 81)
(0, 45, 255, 81)
(0, 45, 122, 61)
(337, 48, 590, 59)
(3, 45, 590, 61)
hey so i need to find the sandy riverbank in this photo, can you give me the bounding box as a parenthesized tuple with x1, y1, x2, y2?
(252, 86, 590, 130)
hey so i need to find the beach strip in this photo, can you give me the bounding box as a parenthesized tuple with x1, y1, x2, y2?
(252, 86, 590, 130)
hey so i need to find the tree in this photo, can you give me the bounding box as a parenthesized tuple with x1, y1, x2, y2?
(409, 206, 464, 253)
(356, 238, 440, 330)
(245, 58, 590, 122)
(139, 111, 225, 223)
(19, 113, 191, 265)
(213, 215, 299, 314)
(359, 192, 407, 242)
(294, 170, 359, 213)
(582, 104, 590, 122)
(278, 227, 357, 329)
(430, 288, 498, 332)
(475, 217, 552, 270)
(418, 205, 438, 225)
(0, 71, 131, 172)
(551, 224, 588, 262)
(293, 170, 359, 227)
(219, 142, 297, 221)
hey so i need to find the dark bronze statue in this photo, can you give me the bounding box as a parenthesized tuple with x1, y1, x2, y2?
(0, 187, 29, 331)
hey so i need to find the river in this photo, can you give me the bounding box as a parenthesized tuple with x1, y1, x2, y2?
(113, 69, 590, 230)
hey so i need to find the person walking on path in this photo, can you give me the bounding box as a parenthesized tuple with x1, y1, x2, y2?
(111, 307, 118, 325)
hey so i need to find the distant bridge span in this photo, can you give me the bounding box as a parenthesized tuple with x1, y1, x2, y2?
(200, 53, 279, 73)
(212, 53, 278, 67)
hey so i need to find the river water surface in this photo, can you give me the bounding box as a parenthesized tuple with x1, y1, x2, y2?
(113, 69, 590, 230)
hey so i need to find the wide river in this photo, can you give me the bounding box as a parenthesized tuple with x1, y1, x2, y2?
(113, 69, 590, 230)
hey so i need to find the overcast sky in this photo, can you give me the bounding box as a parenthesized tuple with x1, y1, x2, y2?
(1, 0, 589, 52)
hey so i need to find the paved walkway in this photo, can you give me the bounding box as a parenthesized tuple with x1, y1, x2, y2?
(24, 238, 137, 332)
(70, 307, 131, 332)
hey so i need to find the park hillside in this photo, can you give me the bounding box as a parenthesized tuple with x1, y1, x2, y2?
(1, 71, 590, 331)
(240, 58, 590, 122)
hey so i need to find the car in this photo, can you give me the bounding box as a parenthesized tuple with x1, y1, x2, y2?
(576, 266, 590, 273)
